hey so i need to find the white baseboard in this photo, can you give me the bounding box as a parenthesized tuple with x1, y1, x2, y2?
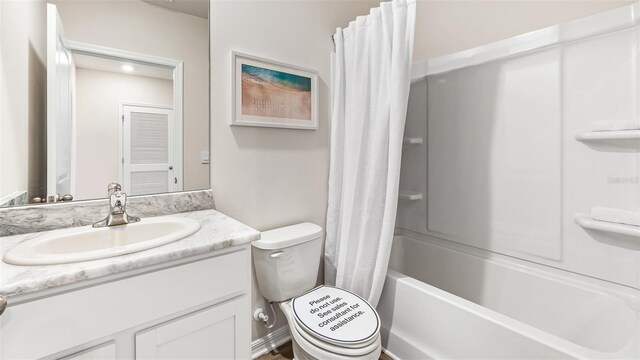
(382, 347, 400, 360)
(251, 326, 291, 359)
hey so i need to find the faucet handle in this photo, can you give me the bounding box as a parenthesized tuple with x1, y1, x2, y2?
(107, 182, 121, 196)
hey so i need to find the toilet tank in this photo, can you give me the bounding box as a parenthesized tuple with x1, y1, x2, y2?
(252, 223, 323, 302)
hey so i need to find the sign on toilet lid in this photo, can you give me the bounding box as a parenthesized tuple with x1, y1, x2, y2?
(292, 285, 380, 344)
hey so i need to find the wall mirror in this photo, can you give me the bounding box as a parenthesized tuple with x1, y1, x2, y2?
(0, 0, 210, 207)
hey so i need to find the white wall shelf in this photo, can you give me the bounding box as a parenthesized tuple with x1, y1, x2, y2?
(399, 191, 423, 201)
(574, 130, 640, 141)
(575, 214, 640, 239)
(403, 137, 424, 145)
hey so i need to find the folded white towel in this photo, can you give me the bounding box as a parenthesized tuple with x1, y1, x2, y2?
(591, 207, 640, 227)
(592, 120, 640, 132)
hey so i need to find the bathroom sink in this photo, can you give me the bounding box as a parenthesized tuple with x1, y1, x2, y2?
(3, 217, 201, 266)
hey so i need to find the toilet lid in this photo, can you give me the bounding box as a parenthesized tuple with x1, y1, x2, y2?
(291, 286, 380, 346)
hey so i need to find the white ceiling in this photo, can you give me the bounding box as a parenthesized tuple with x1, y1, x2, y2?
(73, 53, 174, 81)
(141, 0, 209, 19)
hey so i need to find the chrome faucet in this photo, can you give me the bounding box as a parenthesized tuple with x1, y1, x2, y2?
(92, 183, 140, 228)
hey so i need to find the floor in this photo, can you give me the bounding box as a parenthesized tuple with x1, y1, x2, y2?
(257, 341, 393, 360)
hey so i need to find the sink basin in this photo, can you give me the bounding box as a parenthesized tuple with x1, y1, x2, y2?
(3, 217, 201, 266)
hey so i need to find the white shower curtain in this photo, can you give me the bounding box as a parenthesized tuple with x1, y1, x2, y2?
(324, 0, 416, 307)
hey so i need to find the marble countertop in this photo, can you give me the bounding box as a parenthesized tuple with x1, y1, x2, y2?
(0, 210, 260, 298)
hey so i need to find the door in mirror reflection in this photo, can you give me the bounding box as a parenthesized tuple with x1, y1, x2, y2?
(123, 105, 177, 196)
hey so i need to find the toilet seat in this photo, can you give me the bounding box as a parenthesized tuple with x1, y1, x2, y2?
(290, 286, 381, 348)
(279, 301, 381, 358)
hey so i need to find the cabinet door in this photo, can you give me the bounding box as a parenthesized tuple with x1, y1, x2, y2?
(135, 299, 245, 360)
(60, 342, 116, 360)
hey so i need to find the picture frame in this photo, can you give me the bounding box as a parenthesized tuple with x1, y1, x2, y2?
(231, 51, 319, 130)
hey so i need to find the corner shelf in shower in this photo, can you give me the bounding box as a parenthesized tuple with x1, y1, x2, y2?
(399, 191, 423, 201)
(574, 130, 640, 142)
(403, 137, 424, 145)
(574, 214, 640, 239)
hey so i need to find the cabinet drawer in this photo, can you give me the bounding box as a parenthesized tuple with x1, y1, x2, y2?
(1, 248, 249, 359)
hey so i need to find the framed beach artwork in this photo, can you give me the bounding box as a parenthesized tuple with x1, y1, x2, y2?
(231, 52, 318, 130)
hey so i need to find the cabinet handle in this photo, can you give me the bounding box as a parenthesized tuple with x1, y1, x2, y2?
(0, 295, 6, 316)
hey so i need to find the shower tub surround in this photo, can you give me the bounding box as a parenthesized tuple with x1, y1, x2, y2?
(387, 2, 640, 359)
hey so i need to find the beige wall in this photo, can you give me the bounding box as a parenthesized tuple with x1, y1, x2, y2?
(210, 0, 379, 343)
(414, 0, 634, 62)
(50, 0, 209, 191)
(0, 0, 46, 204)
(74, 68, 173, 200)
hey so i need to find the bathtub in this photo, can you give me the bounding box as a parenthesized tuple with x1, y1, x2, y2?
(377, 234, 640, 359)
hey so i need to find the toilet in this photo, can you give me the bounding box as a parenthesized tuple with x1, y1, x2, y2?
(252, 223, 382, 360)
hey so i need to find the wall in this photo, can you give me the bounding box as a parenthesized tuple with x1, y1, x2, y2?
(209, 0, 379, 344)
(49, 0, 209, 192)
(0, 0, 47, 204)
(398, 0, 640, 289)
(74, 68, 173, 200)
(413, 0, 634, 62)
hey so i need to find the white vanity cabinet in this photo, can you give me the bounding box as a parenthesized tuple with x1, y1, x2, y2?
(0, 245, 251, 359)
